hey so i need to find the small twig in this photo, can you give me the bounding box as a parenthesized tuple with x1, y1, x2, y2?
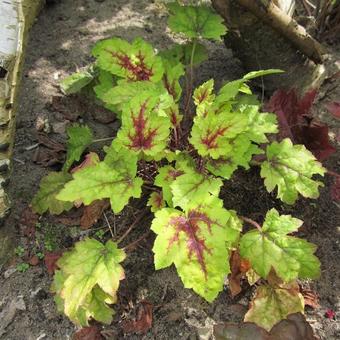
(124, 231, 151, 252)
(240, 216, 262, 232)
(25, 143, 39, 151)
(301, 0, 313, 16)
(103, 211, 115, 238)
(92, 137, 114, 143)
(13, 158, 25, 165)
(117, 210, 148, 244)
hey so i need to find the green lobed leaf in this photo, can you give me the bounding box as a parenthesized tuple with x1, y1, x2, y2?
(115, 93, 171, 157)
(170, 166, 223, 210)
(162, 62, 185, 102)
(93, 69, 117, 112)
(154, 165, 184, 206)
(244, 284, 304, 331)
(193, 79, 215, 117)
(215, 69, 284, 105)
(190, 110, 249, 159)
(101, 80, 158, 113)
(261, 138, 326, 204)
(57, 160, 143, 214)
(64, 124, 94, 171)
(60, 66, 95, 95)
(206, 137, 263, 179)
(165, 103, 183, 128)
(92, 37, 164, 82)
(240, 209, 320, 282)
(243, 69, 284, 80)
(159, 42, 208, 66)
(32, 172, 73, 215)
(151, 196, 241, 302)
(167, 3, 227, 41)
(52, 238, 125, 326)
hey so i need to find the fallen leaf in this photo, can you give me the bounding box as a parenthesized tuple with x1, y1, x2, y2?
(73, 326, 103, 340)
(81, 199, 110, 230)
(214, 313, 317, 340)
(29, 255, 40, 266)
(214, 321, 270, 340)
(51, 95, 82, 122)
(326, 101, 340, 119)
(244, 282, 304, 331)
(33, 133, 66, 167)
(301, 288, 319, 309)
(44, 251, 63, 275)
(122, 300, 153, 334)
(229, 250, 251, 297)
(19, 207, 38, 238)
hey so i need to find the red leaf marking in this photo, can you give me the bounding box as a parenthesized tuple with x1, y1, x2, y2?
(128, 101, 158, 151)
(163, 74, 177, 99)
(109, 50, 153, 81)
(167, 169, 184, 180)
(201, 127, 228, 149)
(169, 107, 179, 126)
(153, 192, 164, 209)
(167, 210, 219, 278)
(197, 88, 209, 104)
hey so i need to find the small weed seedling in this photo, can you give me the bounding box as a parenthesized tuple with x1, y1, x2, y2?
(16, 263, 29, 273)
(32, 2, 325, 332)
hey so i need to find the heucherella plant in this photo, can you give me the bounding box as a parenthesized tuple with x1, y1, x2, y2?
(32, 2, 325, 332)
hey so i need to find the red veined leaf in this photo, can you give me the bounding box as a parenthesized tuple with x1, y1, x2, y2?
(154, 165, 184, 206)
(151, 197, 241, 301)
(147, 191, 165, 213)
(266, 89, 336, 161)
(92, 37, 163, 82)
(117, 94, 171, 157)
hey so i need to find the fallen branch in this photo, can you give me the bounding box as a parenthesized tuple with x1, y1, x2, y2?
(237, 0, 325, 63)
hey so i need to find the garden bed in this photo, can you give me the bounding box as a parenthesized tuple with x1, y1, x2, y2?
(0, 0, 339, 339)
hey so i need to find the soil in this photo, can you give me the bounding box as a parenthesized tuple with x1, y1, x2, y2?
(0, 0, 339, 339)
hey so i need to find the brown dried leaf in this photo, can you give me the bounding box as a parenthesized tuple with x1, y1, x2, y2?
(214, 313, 317, 340)
(51, 95, 82, 122)
(229, 250, 251, 297)
(29, 255, 40, 266)
(301, 288, 319, 309)
(44, 251, 63, 275)
(80, 199, 110, 230)
(33, 133, 66, 167)
(122, 300, 153, 334)
(73, 326, 103, 340)
(19, 207, 38, 238)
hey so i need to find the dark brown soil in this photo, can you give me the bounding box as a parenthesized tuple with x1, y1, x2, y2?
(0, 0, 339, 339)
